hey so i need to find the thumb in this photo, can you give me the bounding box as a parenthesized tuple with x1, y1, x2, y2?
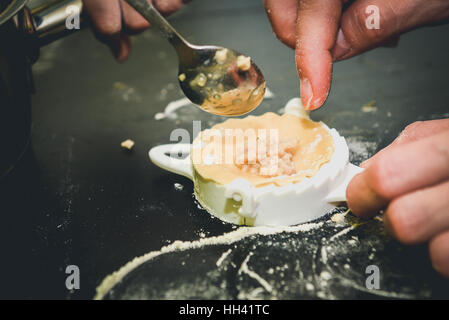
(332, 0, 449, 61)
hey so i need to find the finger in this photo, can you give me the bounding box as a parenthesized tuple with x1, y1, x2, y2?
(295, 0, 344, 110)
(429, 230, 449, 278)
(347, 130, 449, 218)
(83, 0, 122, 41)
(121, 0, 187, 34)
(153, 0, 183, 16)
(392, 119, 449, 146)
(362, 119, 449, 168)
(384, 180, 449, 244)
(121, 0, 150, 34)
(83, 0, 126, 60)
(332, 0, 449, 61)
(263, 0, 298, 48)
(113, 33, 132, 62)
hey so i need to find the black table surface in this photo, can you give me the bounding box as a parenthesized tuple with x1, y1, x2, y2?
(1, 0, 449, 299)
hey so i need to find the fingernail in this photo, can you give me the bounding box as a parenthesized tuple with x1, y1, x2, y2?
(332, 29, 350, 61)
(310, 96, 327, 110)
(300, 78, 313, 110)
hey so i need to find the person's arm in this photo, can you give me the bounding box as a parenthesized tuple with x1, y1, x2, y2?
(83, 0, 190, 62)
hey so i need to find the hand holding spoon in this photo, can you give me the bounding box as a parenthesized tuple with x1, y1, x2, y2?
(125, 0, 266, 116)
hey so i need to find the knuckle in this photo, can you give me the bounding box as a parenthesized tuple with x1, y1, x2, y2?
(345, 3, 396, 47)
(353, 10, 382, 43)
(276, 30, 296, 49)
(395, 121, 424, 143)
(386, 198, 420, 244)
(125, 19, 149, 32)
(154, 0, 181, 15)
(95, 20, 121, 37)
(403, 121, 424, 135)
(367, 157, 396, 199)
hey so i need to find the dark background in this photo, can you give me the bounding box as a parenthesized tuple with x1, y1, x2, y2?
(1, 0, 448, 299)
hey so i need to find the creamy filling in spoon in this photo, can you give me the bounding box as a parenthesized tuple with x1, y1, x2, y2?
(125, 0, 266, 116)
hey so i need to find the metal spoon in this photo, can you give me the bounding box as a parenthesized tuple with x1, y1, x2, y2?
(125, 0, 266, 116)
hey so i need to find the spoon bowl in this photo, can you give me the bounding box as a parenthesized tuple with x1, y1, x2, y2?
(177, 45, 266, 116)
(125, 0, 266, 116)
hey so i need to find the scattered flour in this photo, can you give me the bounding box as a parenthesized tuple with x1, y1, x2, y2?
(345, 136, 378, 164)
(216, 249, 232, 267)
(321, 246, 328, 264)
(329, 226, 355, 242)
(94, 221, 323, 300)
(320, 271, 332, 281)
(173, 183, 184, 191)
(154, 98, 191, 120)
(112, 82, 142, 102)
(305, 283, 315, 291)
(238, 253, 273, 293)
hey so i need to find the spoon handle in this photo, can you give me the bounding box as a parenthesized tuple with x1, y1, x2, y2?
(124, 0, 190, 50)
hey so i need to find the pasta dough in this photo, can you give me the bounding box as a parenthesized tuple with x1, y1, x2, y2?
(191, 112, 334, 187)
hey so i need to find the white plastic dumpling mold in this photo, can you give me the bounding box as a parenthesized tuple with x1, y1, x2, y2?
(149, 98, 363, 226)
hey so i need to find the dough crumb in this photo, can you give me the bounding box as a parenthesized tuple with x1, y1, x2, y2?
(215, 48, 228, 64)
(121, 139, 135, 150)
(237, 137, 299, 177)
(178, 73, 186, 82)
(191, 73, 207, 87)
(361, 100, 377, 113)
(374, 215, 383, 222)
(237, 55, 251, 71)
(331, 213, 346, 224)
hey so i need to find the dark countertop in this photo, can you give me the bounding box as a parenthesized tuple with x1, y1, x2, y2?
(1, 0, 448, 299)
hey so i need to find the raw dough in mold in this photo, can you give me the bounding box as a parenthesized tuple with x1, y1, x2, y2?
(192, 112, 334, 188)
